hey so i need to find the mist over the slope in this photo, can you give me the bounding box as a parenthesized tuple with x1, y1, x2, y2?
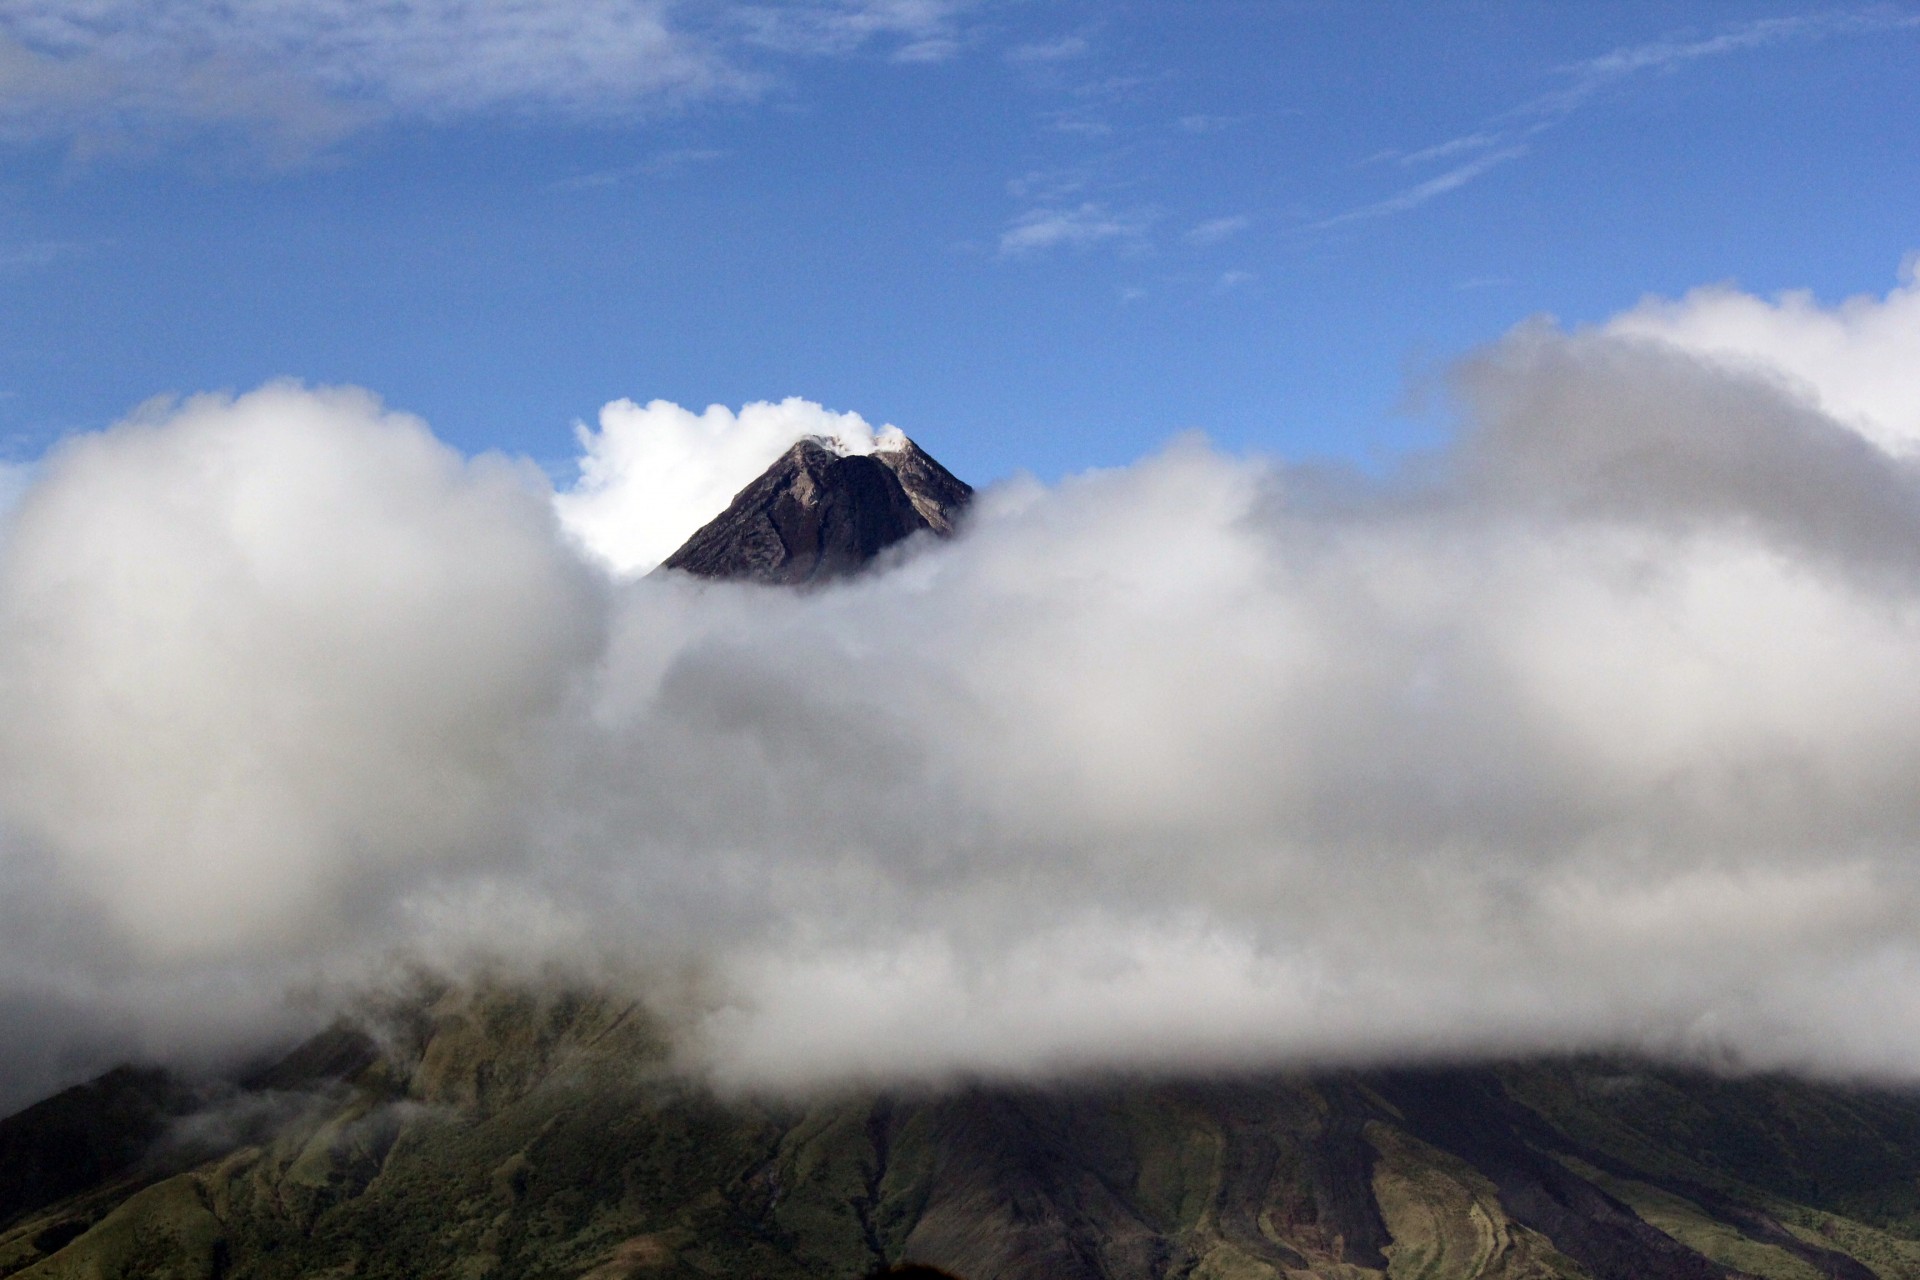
(5, 270, 1920, 1109)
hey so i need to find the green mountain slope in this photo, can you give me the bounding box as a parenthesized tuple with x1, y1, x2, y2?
(5, 981, 1920, 1280)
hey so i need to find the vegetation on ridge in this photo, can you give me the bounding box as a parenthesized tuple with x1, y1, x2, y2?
(3, 981, 1920, 1279)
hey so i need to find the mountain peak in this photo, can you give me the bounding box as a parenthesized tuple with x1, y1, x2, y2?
(660, 433, 971, 584)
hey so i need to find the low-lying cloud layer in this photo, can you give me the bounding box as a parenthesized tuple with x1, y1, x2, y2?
(4, 267, 1920, 1109)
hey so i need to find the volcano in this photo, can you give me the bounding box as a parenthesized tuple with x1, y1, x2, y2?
(660, 432, 972, 584)
(11, 439, 1920, 1280)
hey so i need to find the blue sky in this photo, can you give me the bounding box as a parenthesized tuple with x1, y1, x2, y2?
(0, 0, 1915, 486)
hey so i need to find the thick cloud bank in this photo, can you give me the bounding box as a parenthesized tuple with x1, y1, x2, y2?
(1608, 257, 1920, 453)
(0, 386, 602, 954)
(5, 270, 1920, 1107)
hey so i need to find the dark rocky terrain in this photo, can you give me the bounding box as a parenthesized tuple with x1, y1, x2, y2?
(659, 434, 972, 585)
(5, 982, 1920, 1279)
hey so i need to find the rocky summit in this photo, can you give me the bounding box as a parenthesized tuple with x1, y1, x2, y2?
(660, 434, 972, 585)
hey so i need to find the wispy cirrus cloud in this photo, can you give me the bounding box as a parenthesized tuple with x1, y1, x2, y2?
(1364, 131, 1502, 169)
(1315, 146, 1528, 229)
(1321, 7, 1920, 227)
(550, 147, 727, 191)
(734, 0, 979, 62)
(0, 0, 736, 160)
(1006, 33, 1090, 64)
(999, 201, 1156, 256)
(1006, 167, 1090, 202)
(0, 238, 84, 269)
(1185, 215, 1251, 246)
(1176, 113, 1240, 134)
(0, 0, 984, 162)
(1559, 10, 1911, 86)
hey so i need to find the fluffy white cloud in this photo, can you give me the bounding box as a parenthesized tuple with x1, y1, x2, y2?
(554, 395, 900, 576)
(0, 383, 603, 955)
(12, 266, 1920, 1099)
(641, 366, 1920, 1083)
(1607, 258, 1920, 454)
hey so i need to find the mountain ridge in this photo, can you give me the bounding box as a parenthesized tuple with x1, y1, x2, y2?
(6, 981, 1920, 1279)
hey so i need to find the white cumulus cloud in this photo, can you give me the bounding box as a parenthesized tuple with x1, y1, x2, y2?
(1606, 258, 1920, 455)
(554, 396, 898, 576)
(0, 383, 602, 956)
(10, 265, 1920, 1102)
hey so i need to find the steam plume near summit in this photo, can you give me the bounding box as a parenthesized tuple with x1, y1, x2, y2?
(5, 267, 1920, 1108)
